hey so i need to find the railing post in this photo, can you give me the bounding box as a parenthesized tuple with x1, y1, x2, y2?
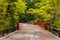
(2, 30, 4, 36)
(17, 23, 20, 30)
(58, 30, 60, 37)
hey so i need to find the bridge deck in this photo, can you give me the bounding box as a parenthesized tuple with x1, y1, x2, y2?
(1, 23, 60, 40)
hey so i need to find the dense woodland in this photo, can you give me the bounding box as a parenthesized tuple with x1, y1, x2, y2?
(0, 0, 60, 30)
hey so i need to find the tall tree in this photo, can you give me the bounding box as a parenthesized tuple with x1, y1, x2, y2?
(7, 0, 27, 25)
(0, 0, 10, 29)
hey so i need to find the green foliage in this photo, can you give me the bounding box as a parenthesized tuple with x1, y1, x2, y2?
(35, 0, 54, 13)
(26, 0, 35, 9)
(0, 0, 9, 29)
(26, 0, 60, 30)
(10, 0, 18, 2)
(32, 0, 55, 23)
(0, 0, 27, 30)
(27, 8, 52, 22)
(19, 13, 35, 23)
(0, 0, 60, 30)
(26, 0, 53, 23)
(14, 0, 27, 13)
(53, 16, 60, 29)
(52, 0, 60, 29)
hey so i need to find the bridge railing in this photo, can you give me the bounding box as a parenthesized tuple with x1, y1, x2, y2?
(33, 21, 60, 38)
(0, 26, 17, 37)
(46, 25, 60, 38)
